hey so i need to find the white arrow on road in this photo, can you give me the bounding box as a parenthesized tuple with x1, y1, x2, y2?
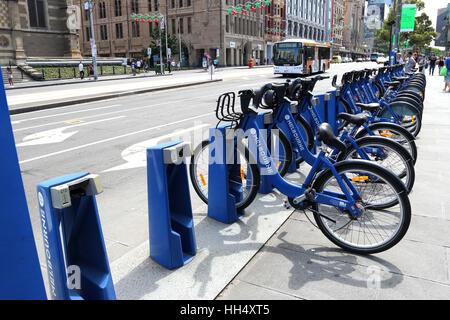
(103, 123, 210, 172)
(16, 116, 125, 147)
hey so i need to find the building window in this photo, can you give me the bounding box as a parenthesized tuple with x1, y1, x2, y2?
(149, 22, 153, 35)
(86, 27, 91, 40)
(99, 2, 106, 19)
(171, 19, 176, 34)
(100, 25, 108, 40)
(115, 0, 122, 16)
(187, 0, 191, 6)
(115, 23, 123, 39)
(179, 18, 183, 34)
(148, 0, 152, 11)
(154, 0, 158, 11)
(27, 0, 46, 28)
(131, 0, 138, 13)
(171, 0, 175, 8)
(132, 21, 140, 37)
(179, 0, 183, 8)
(85, 7, 89, 20)
(187, 17, 191, 34)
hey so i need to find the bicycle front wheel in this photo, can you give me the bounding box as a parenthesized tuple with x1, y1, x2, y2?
(311, 160, 411, 254)
(189, 139, 260, 210)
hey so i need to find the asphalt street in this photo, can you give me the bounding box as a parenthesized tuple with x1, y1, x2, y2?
(9, 62, 385, 290)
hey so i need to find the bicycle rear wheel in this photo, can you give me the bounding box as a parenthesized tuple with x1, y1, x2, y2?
(311, 160, 411, 254)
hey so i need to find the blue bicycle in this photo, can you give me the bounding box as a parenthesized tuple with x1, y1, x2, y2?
(190, 85, 412, 254)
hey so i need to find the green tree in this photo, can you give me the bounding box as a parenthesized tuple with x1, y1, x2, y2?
(375, 0, 436, 51)
(143, 27, 179, 62)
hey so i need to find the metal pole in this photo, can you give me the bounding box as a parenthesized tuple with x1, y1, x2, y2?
(88, 0, 98, 80)
(165, 4, 169, 67)
(395, 0, 402, 54)
(178, 18, 182, 67)
(157, 1, 163, 74)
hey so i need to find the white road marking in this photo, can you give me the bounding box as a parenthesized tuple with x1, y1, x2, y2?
(19, 113, 212, 164)
(103, 124, 210, 172)
(11, 104, 121, 124)
(16, 116, 125, 147)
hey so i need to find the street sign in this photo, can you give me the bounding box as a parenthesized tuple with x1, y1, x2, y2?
(147, 47, 152, 56)
(400, 4, 416, 32)
(168, 48, 171, 57)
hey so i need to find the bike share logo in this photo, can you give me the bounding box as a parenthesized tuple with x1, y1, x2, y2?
(285, 115, 305, 151)
(249, 128, 275, 176)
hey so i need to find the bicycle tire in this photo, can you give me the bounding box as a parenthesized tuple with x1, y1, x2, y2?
(355, 122, 417, 165)
(311, 160, 411, 254)
(189, 139, 260, 210)
(336, 136, 415, 194)
(378, 101, 422, 136)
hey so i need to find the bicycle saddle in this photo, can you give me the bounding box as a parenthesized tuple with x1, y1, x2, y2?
(355, 102, 381, 113)
(337, 113, 368, 127)
(316, 123, 347, 153)
(392, 76, 409, 82)
(384, 81, 401, 89)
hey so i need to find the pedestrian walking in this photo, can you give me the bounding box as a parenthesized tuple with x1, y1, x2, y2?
(417, 55, 426, 74)
(428, 53, 437, 76)
(131, 60, 136, 76)
(396, 53, 404, 64)
(78, 61, 84, 79)
(88, 63, 94, 79)
(6, 66, 14, 86)
(167, 60, 172, 73)
(404, 52, 416, 73)
(443, 52, 450, 92)
(438, 56, 445, 74)
(136, 59, 141, 73)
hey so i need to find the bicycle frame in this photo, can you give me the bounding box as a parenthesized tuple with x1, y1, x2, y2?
(238, 110, 362, 217)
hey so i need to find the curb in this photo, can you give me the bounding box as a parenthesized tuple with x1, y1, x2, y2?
(4, 73, 174, 91)
(9, 78, 223, 115)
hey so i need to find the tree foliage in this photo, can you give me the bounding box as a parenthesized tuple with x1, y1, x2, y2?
(143, 27, 180, 61)
(375, 0, 436, 52)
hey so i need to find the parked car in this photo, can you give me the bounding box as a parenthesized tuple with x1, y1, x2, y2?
(342, 57, 349, 63)
(348, 57, 353, 63)
(332, 55, 342, 63)
(356, 58, 363, 62)
(376, 56, 388, 64)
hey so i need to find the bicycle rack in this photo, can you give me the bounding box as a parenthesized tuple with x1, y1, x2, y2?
(147, 141, 197, 269)
(36, 173, 116, 300)
(207, 125, 247, 223)
(0, 69, 47, 300)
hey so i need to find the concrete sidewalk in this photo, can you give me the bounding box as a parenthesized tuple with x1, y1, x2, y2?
(217, 75, 450, 300)
(106, 74, 450, 300)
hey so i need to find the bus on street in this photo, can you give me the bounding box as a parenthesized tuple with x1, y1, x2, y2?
(273, 38, 331, 77)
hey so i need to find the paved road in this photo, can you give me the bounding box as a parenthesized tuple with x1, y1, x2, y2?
(12, 61, 394, 295)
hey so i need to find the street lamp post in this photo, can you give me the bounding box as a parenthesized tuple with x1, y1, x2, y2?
(87, 0, 98, 80)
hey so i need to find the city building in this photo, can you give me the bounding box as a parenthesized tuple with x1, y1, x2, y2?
(436, 3, 450, 52)
(285, 0, 330, 42)
(331, 0, 345, 56)
(77, 0, 266, 67)
(342, 0, 365, 58)
(0, 0, 80, 65)
(264, 0, 286, 64)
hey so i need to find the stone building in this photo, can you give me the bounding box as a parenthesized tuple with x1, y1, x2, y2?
(331, 0, 345, 55)
(342, 0, 365, 58)
(263, 0, 285, 64)
(0, 0, 80, 65)
(77, 0, 266, 67)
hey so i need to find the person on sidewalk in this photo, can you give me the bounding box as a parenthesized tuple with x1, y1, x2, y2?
(396, 53, 404, 64)
(167, 59, 172, 73)
(428, 54, 437, 76)
(443, 52, 450, 92)
(438, 56, 445, 74)
(88, 63, 94, 79)
(136, 59, 141, 74)
(131, 60, 136, 76)
(417, 55, 426, 74)
(6, 66, 14, 86)
(79, 61, 84, 79)
(404, 52, 416, 73)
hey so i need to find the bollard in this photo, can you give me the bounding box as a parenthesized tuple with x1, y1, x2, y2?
(36, 173, 116, 300)
(0, 68, 47, 300)
(207, 126, 247, 223)
(147, 141, 197, 270)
